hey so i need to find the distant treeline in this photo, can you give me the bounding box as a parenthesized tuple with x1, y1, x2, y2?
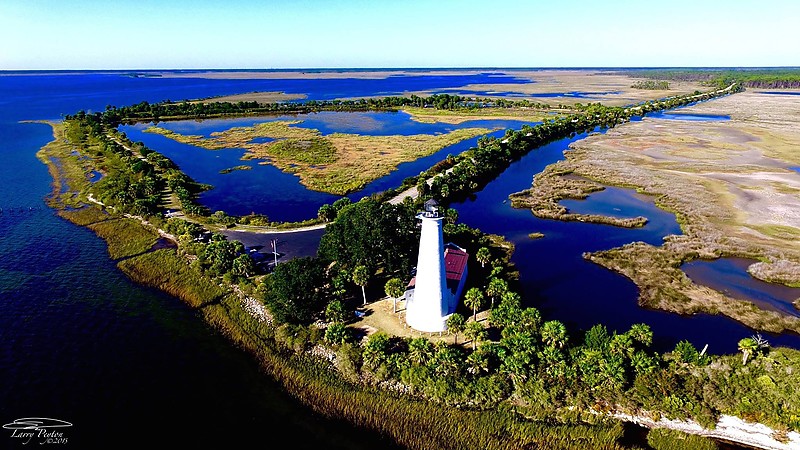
(624, 68, 800, 89)
(631, 80, 670, 90)
(83, 94, 553, 126)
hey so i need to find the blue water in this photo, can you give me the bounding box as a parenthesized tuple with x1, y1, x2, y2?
(560, 186, 681, 235)
(442, 89, 622, 99)
(758, 91, 800, 96)
(646, 111, 731, 121)
(121, 112, 535, 220)
(683, 257, 800, 318)
(152, 110, 529, 137)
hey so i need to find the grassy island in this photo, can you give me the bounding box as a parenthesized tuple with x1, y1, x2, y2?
(145, 121, 494, 195)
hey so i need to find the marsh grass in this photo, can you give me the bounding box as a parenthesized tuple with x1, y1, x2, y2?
(402, 106, 549, 124)
(219, 165, 253, 174)
(646, 428, 718, 450)
(510, 165, 647, 228)
(88, 218, 159, 259)
(513, 119, 800, 332)
(117, 249, 224, 307)
(59, 205, 112, 226)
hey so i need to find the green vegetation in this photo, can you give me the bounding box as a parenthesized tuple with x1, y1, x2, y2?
(646, 428, 718, 450)
(117, 249, 225, 308)
(632, 80, 670, 90)
(102, 93, 557, 125)
(88, 218, 159, 259)
(219, 165, 252, 174)
(625, 68, 800, 89)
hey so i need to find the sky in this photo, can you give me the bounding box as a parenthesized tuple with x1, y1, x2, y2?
(1, 0, 798, 70)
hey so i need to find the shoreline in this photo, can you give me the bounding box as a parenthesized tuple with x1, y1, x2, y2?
(612, 412, 800, 450)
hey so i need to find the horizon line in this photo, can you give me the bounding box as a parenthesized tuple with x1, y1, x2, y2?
(2, 66, 800, 73)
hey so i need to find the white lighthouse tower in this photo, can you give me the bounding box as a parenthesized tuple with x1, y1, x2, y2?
(406, 199, 451, 332)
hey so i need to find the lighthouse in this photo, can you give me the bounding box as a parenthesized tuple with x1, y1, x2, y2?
(405, 199, 468, 333)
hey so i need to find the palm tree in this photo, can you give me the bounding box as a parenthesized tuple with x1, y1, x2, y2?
(408, 337, 434, 366)
(464, 287, 484, 321)
(489, 291, 522, 329)
(518, 307, 542, 333)
(626, 323, 653, 348)
(446, 313, 466, 345)
(738, 337, 759, 365)
(466, 347, 491, 375)
(464, 321, 487, 351)
(476, 247, 491, 269)
(352, 265, 369, 305)
(485, 277, 508, 308)
(384, 277, 405, 313)
(541, 320, 568, 349)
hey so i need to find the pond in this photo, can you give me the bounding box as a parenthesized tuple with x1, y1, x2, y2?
(560, 186, 682, 238)
(645, 111, 731, 121)
(683, 257, 800, 318)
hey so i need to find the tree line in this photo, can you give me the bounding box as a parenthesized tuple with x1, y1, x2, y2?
(624, 68, 800, 89)
(86, 93, 553, 127)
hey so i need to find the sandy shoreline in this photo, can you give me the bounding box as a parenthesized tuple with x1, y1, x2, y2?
(613, 412, 800, 450)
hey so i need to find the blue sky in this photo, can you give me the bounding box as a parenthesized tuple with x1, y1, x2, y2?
(1, 0, 798, 69)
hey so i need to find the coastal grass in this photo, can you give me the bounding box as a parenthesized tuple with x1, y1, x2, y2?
(401, 106, 549, 124)
(646, 428, 718, 450)
(148, 122, 494, 195)
(117, 249, 224, 308)
(88, 218, 159, 259)
(59, 205, 112, 226)
(35, 121, 98, 209)
(219, 165, 253, 174)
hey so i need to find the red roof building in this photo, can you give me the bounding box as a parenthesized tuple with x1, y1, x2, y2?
(406, 242, 469, 312)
